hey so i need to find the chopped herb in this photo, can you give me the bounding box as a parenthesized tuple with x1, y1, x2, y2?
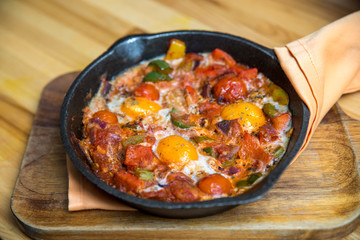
(135, 168, 154, 181)
(203, 147, 215, 157)
(273, 146, 285, 158)
(247, 173, 262, 184)
(236, 179, 249, 187)
(170, 114, 195, 129)
(144, 72, 172, 82)
(121, 134, 144, 148)
(286, 128, 294, 138)
(191, 136, 215, 144)
(148, 60, 173, 74)
(222, 160, 234, 168)
(263, 103, 278, 118)
(143, 59, 174, 82)
(236, 173, 262, 187)
(269, 83, 289, 105)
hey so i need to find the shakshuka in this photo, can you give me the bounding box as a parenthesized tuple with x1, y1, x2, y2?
(76, 39, 292, 202)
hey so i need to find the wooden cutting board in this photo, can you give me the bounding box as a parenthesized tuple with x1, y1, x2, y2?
(11, 72, 360, 240)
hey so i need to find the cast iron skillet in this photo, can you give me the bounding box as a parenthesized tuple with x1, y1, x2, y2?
(60, 30, 309, 218)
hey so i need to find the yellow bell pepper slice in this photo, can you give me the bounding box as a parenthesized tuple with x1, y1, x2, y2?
(164, 39, 186, 60)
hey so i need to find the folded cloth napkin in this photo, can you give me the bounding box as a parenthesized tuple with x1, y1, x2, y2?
(67, 11, 360, 211)
(274, 11, 360, 154)
(67, 156, 135, 210)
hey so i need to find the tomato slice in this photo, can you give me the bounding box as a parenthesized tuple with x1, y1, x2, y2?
(238, 132, 273, 172)
(194, 64, 228, 80)
(198, 101, 222, 118)
(212, 74, 248, 103)
(92, 110, 118, 124)
(231, 67, 258, 80)
(211, 48, 236, 67)
(198, 174, 232, 195)
(184, 85, 199, 105)
(114, 170, 147, 193)
(134, 83, 160, 101)
(124, 145, 155, 170)
(169, 180, 201, 202)
(272, 113, 291, 132)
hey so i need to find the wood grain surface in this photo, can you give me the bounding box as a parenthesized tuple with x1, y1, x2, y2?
(11, 72, 360, 240)
(1, 1, 360, 239)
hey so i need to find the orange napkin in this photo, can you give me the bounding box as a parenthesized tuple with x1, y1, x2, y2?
(67, 156, 135, 210)
(67, 11, 360, 211)
(274, 10, 360, 154)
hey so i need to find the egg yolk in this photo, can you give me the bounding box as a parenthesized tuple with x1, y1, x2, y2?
(198, 174, 232, 195)
(92, 110, 118, 124)
(221, 102, 266, 131)
(121, 97, 161, 119)
(157, 135, 198, 170)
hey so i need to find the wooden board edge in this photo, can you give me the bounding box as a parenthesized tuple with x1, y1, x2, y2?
(9, 73, 360, 240)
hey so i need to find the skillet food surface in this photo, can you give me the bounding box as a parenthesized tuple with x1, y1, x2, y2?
(76, 39, 292, 202)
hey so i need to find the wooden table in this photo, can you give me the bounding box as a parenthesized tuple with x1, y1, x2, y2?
(1, 1, 359, 239)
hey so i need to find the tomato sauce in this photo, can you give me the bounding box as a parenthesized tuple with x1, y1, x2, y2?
(76, 39, 293, 202)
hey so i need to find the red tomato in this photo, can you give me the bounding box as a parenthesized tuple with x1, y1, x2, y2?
(258, 125, 279, 144)
(238, 132, 273, 172)
(231, 66, 258, 80)
(272, 113, 291, 132)
(198, 101, 222, 118)
(194, 64, 228, 80)
(184, 85, 198, 105)
(212, 74, 248, 103)
(198, 174, 232, 195)
(92, 110, 118, 124)
(239, 68, 258, 79)
(124, 145, 154, 170)
(90, 149, 121, 186)
(134, 83, 160, 101)
(114, 170, 145, 193)
(89, 126, 121, 149)
(169, 180, 201, 202)
(211, 48, 236, 67)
